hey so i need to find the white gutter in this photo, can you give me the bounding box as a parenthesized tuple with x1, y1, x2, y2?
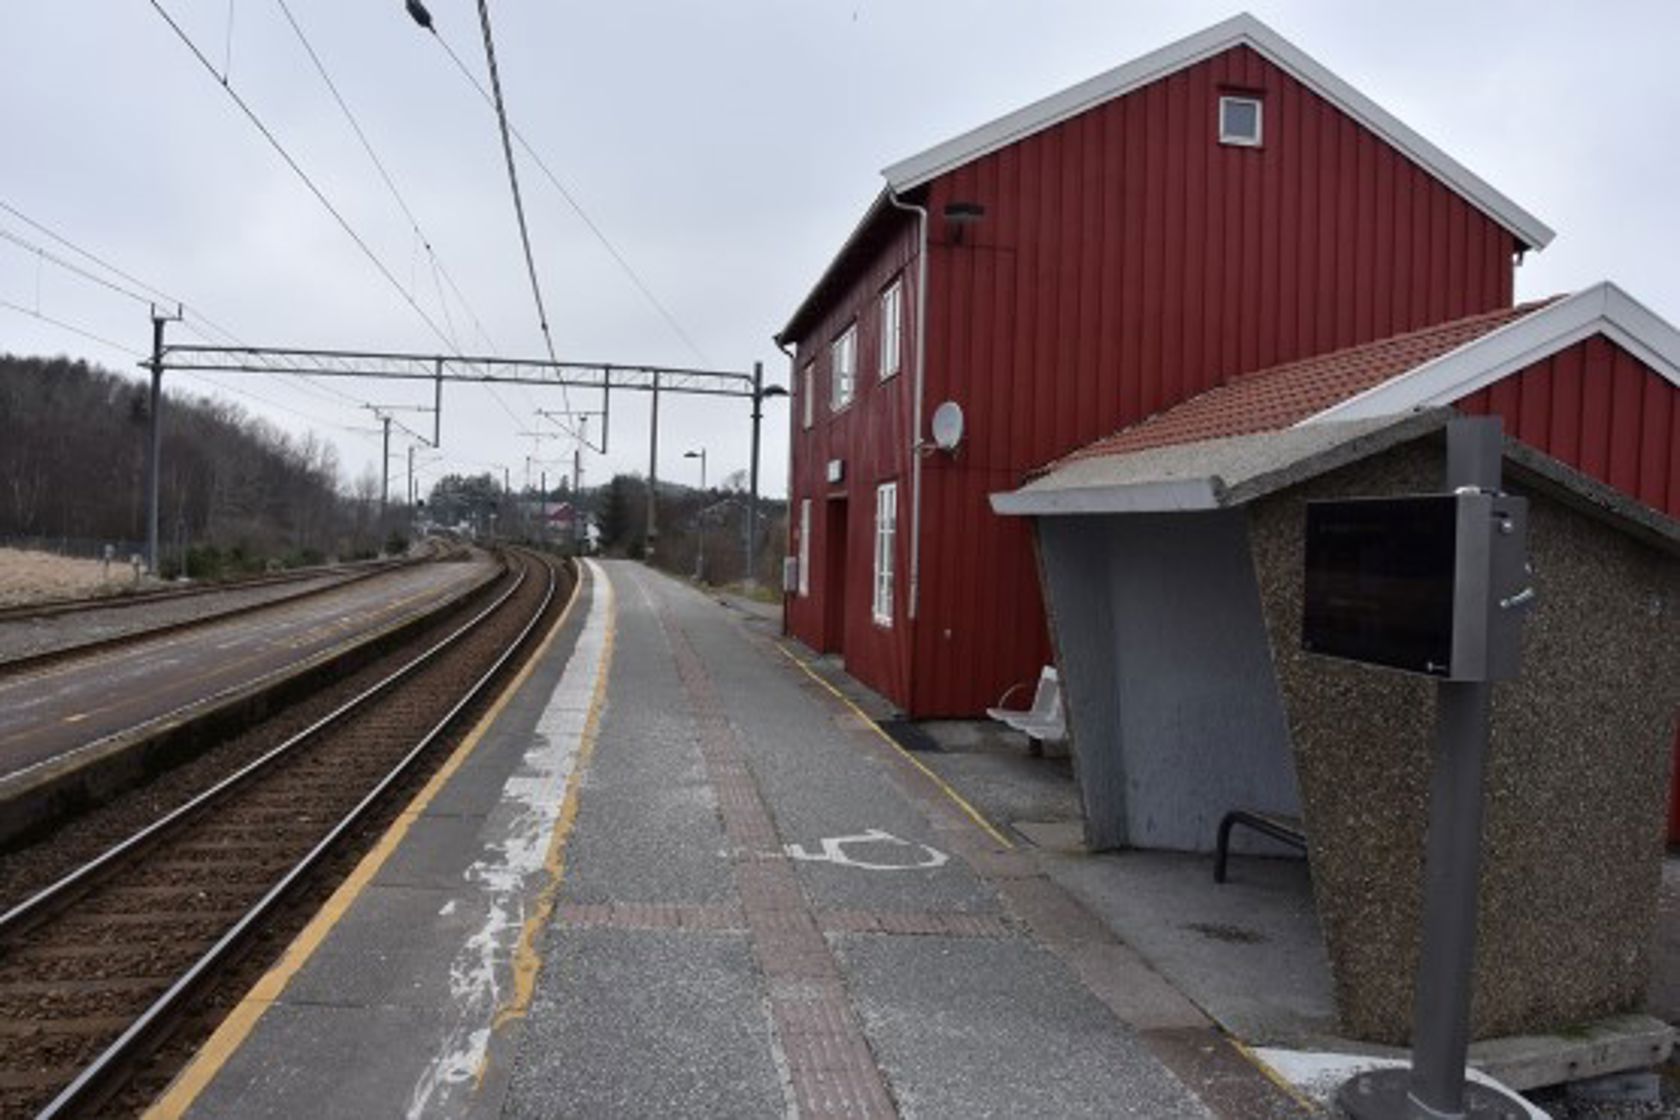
(886, 186, 929, 621)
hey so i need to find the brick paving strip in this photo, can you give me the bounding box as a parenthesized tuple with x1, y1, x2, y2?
(644, 586, 1309, 1120)
(556, 901, 1015, 939)
(655, 604, 900, 1119)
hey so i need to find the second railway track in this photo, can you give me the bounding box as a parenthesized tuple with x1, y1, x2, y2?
(0, 546, 573, 1118)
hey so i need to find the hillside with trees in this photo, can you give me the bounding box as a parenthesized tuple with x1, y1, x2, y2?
(0, 354, 383, 574)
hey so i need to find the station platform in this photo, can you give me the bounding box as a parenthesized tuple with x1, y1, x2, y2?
(143, 558, 1309, 1119)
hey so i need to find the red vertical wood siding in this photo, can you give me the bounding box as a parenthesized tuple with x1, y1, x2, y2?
(787, 44, 1521, 716)
(1453, 335, 1680, 843)
(1454, 336, 1680, 520)
(908, 45, 1516, 715)
(1673, 734, 1680, 846)
(783, 216, 920, 708)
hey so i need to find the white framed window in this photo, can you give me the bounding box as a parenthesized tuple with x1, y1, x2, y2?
(879, 279, 902, 381)
(872, 481, 897, 626)
(798, 499, 811, 597)
(1219, 95, 1263, 147)
(831, 324, 856, 411)
(801, 362, 814, 430)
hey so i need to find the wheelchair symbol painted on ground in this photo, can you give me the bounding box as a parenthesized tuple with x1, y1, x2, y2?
(784, 828, 949, 871)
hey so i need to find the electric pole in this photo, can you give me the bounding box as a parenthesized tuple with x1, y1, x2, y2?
(144, 305, 182, 574)
(647, 371, 661, 558)
(380, 414, 392, 523)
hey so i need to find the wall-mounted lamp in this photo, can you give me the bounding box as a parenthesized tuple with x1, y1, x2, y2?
(943, 201, 985, 245)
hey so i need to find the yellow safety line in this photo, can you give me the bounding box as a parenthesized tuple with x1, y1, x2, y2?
(774, 643, 1014, 850)
(1229, 1037, 1320, 1113)
(144, 563, 586, 1120)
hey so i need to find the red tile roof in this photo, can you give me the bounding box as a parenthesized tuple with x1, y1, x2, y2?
(1055, 298, 1561, 469)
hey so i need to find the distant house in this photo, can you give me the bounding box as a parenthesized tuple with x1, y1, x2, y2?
(776, 13, 1554, 719)
(518, 499, 577, 539)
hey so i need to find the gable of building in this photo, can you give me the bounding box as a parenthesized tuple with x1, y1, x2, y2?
(882, 13, 1553, 251)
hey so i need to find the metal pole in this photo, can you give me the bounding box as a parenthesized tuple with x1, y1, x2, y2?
(747, 360, 763, 589)
(647, 371, 660, 557)
(1340, 417, 1525, 1120)
(694, 449, 707, 582)
(145, 313, 166, 574)
(540, 469, 547, 549)
(1406, 418, 1507, 1119)
(433, 358, 443, 447)
(380, 415, 391, 524)
(696, 512, 706, 582)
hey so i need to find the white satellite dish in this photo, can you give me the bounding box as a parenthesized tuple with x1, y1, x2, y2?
(930, 401, 965, 452)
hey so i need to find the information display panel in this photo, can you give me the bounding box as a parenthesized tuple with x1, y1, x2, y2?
(1302, 495, 1460, 676)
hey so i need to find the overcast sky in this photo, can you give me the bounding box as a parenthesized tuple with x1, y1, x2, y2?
(3, 2, 1676, 501)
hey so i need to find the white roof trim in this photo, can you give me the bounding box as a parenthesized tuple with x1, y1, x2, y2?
(990, 478, 1220, 517)
(1300, 282, 1680, 425)
(881, 12, 1554, 250)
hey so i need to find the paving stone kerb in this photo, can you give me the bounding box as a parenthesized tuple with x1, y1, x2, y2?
(1249, 437, 1680, 1044)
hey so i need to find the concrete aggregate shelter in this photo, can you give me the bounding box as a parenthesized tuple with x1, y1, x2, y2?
(1248, 437, 1680, 1044)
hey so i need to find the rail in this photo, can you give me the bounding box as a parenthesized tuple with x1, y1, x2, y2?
(0, 547, 564, 1118)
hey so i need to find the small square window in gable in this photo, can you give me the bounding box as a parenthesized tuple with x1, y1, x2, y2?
(1219, 95, 1263, 147)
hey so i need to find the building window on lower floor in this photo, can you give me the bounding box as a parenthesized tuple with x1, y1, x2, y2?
(798, 498, 811, 597)
(872, 481, 896, 625)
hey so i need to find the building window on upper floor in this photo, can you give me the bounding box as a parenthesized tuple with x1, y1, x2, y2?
(801, 362, 814, 429)
(872, 481, 897, 626)
(831, 324, 857, 411)
(880, 279, 903, 381)
(798, 498, 811, 597)
(1219, 95, 1263, 147)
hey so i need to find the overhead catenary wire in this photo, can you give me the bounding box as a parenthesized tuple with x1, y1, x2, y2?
(2, 200, 181, 310)
(176, 369, 376, 437)
(272, 0, 496, 359)
(0, 226, 153, 309)
(426, 24, 710, 366)
(268, 0, 533, 426)
(464, 0, 579, 440)
(0, 297, 145, 359)
(0, 197, 388, 415)
(146, 3, 455, 364)
(0, 294, 373, 439)
(143, 0, 533, 434)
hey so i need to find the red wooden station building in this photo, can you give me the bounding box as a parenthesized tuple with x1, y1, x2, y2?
(774, 15, 1679, 835)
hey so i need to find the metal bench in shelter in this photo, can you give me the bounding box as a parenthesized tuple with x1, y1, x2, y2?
(986, 666, 1067, 756)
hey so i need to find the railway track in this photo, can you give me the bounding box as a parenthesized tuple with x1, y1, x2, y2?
(0, 547, 571, 1118)
(0, 544, 459, 674)
(0, 548, 439, 624)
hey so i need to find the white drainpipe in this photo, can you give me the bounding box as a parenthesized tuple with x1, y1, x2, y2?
(886, 186, 929, 622)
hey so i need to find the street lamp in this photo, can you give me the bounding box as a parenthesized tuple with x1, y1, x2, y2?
(748, 370, 789, 589)
(684, 448, 707, 581)
(683, 448, 707, 490)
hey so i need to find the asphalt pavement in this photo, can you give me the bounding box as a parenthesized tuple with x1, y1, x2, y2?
(500, 560, 1299, 1118)
(154, 560, 1308, 1119)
